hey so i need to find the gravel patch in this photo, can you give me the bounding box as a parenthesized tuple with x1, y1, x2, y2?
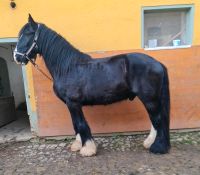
(0, 131, 200, 175)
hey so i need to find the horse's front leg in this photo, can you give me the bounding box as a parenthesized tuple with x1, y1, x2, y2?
(66, 100, 97, 157)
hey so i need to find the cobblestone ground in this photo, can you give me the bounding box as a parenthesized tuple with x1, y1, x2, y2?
(0, 131, 200, 175)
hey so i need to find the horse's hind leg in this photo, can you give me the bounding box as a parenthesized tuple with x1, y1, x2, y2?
(66, 100, 97, 156)
(137, 67, 170, 154)
(143, 100, 170, 154)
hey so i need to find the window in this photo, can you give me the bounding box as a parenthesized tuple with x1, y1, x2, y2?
(142, 5, 194, 49)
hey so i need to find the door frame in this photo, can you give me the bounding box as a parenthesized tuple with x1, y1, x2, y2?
(0, 38, 38, 135)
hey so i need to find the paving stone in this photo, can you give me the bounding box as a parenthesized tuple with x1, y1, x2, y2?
(58, 143, 66, 147)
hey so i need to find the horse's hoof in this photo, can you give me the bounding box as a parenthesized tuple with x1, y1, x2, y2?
(80, 140, 97, 157)
(71, 140, 82, 152)
(149, 139, 170, 154)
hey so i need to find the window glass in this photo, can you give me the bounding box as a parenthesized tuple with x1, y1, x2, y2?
(143, 8, 192, 48)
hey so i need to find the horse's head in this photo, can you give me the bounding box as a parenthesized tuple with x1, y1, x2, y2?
(14, 14, 40, 65)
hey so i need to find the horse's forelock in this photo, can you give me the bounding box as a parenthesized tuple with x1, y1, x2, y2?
(18, 24, 28, 37)
(18, 23, 37, 38)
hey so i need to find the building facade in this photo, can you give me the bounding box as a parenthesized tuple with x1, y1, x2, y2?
(0, 0, 200, 136)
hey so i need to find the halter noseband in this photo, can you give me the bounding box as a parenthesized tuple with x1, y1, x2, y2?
(14, 24, 40, 65)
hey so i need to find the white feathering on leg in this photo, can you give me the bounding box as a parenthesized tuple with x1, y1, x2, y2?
(80, 139, 97, 157)
(71, 134, 82, 152)
(143, 125, 157, 149)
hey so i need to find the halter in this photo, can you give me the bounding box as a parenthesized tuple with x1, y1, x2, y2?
(14, 24, 53, 82)
(15, 24, 40, 63)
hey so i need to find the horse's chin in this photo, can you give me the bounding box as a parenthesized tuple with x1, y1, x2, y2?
(21, 60, 29, 65)
(21, 62, 27, 66)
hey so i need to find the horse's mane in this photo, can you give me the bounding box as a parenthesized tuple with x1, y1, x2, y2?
(38, 24, 91, 77)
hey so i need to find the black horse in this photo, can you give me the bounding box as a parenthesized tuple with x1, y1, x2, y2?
(14, 15, 170, 156)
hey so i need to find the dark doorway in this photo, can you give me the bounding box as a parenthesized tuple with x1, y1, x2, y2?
(0, 43, 32, 142)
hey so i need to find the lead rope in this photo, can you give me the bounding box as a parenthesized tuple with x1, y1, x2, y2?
(29, 59, 53, 82)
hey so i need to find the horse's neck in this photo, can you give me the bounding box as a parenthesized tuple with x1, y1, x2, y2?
(38, 27, 90, 79)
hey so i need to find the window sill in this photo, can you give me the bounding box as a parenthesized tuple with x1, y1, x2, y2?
(144, 45, 191, 51)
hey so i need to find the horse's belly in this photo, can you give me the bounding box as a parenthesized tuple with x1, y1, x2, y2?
(82, 77, 130, 105)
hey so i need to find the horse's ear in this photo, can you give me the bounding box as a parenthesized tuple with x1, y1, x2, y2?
(28, 14, 37, 29)
(28, 14, 35, 23)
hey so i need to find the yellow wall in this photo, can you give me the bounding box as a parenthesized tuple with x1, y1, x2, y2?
(0, 0, 200, 52)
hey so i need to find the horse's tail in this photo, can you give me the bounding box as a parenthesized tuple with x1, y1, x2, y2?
(160, 65, 170, 147)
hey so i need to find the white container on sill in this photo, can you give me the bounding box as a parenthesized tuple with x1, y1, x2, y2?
(148, 39, 157, 48)
(173, 39, 181, 46)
